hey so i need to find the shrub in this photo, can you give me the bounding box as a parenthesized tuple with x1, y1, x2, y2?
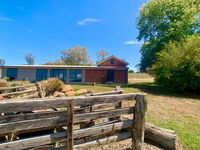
(0, 79, 8, 94)
(128, 70, 134, 73)
(0, 79, 8, 87)
(152, 35, 200, 93)
(41, 78, 64, 96)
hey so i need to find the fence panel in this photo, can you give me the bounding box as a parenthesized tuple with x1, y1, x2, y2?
(0, 92, 147, 150)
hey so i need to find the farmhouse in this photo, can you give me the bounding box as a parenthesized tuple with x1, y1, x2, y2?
(0, 56, 128, 84)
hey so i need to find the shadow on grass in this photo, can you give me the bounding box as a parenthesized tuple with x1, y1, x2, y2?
(126, 82, 200, 100)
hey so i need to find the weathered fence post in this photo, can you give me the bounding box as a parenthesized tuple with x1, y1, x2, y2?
(67, 100, 74, 150)
(36, 83, 44, 98)
(132, 94, 147, 150)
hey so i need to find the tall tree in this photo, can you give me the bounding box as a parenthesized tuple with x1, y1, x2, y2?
(61, 46, 92, 65)
(0, 59, 5, 66)
(97, 49, 109, 61)
(25, 53, 35, 65)
(137, 0, 200, 71)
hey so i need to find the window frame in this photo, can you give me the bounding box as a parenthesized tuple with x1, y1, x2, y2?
(50, 69, 67, 82)
(7, 68, 18, 80)
(36, 69, 48, 81)
(69, 69, 83, 82)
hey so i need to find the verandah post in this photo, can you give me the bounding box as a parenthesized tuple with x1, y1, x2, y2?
(67, 100, 74, 150)
(132, 94, 147, 150)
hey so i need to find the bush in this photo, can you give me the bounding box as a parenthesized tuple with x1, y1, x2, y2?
(0, 79, 8, 94)
(128, 70, 134, 73)
(152, 35, 200, 93)
(41, 78, 64, 96)
(0, 79, 8, 87)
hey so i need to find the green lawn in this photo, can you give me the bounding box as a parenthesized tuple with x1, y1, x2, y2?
(72, 73, 200, 150)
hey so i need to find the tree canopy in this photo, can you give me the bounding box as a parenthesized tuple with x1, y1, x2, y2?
(25, 53, 35, 65)
(152, 35, 200, 93)
(61, 46, 92, 65)
(137, 0, 200, 71)
(97, 49, 109, 61)
(0, 59, 5, 66)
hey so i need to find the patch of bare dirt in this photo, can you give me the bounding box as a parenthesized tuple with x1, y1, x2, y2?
(89, 139, 162, 150)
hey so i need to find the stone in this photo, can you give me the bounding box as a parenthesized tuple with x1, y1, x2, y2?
(62, 85, 73, 92)
(54, 91, 66, 97)
(75, 89, 88, 95)
(65, 91, 75, 96)
(0, 95, 4, 100)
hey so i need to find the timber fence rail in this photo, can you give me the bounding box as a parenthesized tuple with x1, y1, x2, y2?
(0, 83, 44, 98)
(0, 93, 147, 150)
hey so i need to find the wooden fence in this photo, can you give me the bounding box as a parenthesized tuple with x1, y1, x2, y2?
(0, 93, 147, 150)
(0, 83, 44, 98)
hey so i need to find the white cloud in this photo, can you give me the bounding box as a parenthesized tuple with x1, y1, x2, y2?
(77, 18, 101, 26)
(124, 41, 145, 45)
(0, 17, 13, 22)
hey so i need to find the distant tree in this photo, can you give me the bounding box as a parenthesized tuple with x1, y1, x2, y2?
(61, 46, 92, 65)
(97, 49, 109, 61)
(152, 35, 200, 93)
(25, 53, 35, 65)
(128, 70, 134, 73)
(137, 0, 200, 71)
(0, 59, 5, 66)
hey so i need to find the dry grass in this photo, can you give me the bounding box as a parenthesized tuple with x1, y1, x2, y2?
(72, 73, 200, 150)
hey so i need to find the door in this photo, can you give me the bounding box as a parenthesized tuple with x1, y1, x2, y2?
(107, 70, 114, 82)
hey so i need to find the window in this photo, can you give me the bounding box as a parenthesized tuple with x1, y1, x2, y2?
(69, 69, 82, 82)
(110, 59, 115, 64)
(7, 68, 18, 80)
(36, 69, 48, 81)
(50, 69, 67, 82)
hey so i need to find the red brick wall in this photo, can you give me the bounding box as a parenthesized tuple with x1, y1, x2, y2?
(85, 69, 107, 83)
(98, 57, 127, 67)
(114, 70, 127, 83)
(85, 69, 128, 84)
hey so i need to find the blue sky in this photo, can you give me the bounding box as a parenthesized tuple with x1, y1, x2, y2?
(0, 0, 148, 71)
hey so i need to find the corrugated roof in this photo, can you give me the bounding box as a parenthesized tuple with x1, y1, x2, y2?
(0, 65, 128, 69)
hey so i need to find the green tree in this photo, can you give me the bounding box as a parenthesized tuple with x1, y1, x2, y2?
(128, 69, 134, 73)
(61, 46, 92, 65)
(137, 0, 200, 71)
(0, 59, 5, 66)
(25, 53, 35, 65)
(152, 35, 200, 93)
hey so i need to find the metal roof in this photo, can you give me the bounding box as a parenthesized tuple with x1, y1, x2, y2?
(0, 65, 128, 69)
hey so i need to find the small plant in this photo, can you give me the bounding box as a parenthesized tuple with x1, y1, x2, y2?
(41, 78, 64, 96)
(0, 79, 8, 94)
(0, 79, 8, 87)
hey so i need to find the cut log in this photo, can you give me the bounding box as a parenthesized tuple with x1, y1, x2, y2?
(0, 121, 182, 150)
(145, 123, 183, 150)
(74, 131, 132, 150)
(0, 84, 36, 91)
(0, 93, 137, 113)
(0, 89, 37, 97)
(86, 90, 123, 96)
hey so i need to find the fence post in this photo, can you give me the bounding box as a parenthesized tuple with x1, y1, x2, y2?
(132, 94, 147, 150)
(67, 100, 74, 150)
(36, 83, 44, 98)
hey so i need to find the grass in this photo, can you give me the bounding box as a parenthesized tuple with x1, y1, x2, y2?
(71, 73, 200, 150)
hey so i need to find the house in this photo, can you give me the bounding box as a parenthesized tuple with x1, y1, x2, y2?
(0, 56, 129, 84)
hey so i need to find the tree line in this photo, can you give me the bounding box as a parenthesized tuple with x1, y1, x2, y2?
(0, 48, 109, 66)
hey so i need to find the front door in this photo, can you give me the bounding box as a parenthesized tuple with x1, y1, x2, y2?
(107, 70, 114, 82)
